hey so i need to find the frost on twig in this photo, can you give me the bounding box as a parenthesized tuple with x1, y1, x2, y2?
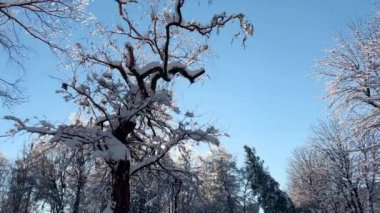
(0, 0, 91, 61)
(0, 0, 92, 107)
(318, 14, 380, 132)
(0, 78, 24, 107)
(76, 0, 254, 97)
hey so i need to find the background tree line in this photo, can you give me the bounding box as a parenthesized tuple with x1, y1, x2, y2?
(287, 7, 380, 213)
(0, 142, 297, 213)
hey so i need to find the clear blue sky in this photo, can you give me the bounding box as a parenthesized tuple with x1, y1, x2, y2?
(0, 0, 374, 189)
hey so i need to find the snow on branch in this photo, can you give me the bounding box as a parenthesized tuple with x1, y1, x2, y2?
(0, 0, 90, 61)
(130, 125, 220, 175)
(318, 14, 380, 131)
(4, 115, 131, 162)
(97, 0, 254, 95)
(4, 115, 57, 135)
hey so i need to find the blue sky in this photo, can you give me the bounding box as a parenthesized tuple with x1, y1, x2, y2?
(0, 0, 375, 189)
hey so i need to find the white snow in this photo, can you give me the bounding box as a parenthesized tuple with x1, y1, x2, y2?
(102, 202, 113, 213)
(167, 61, 185, 70)
(93, 135, 131, 161)
(138, 61, 161, 75)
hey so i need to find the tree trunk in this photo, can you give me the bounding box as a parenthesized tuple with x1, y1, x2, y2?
(73, 164, 84, 213)
(112, 160, 131, 213)
(111, 121, 135, 213)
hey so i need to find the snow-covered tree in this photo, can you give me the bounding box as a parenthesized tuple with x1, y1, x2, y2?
(0, 141, 110, 212)
(0, 152, 9, 211)
(318, 11, 380, 132)
(357, 131, 380, 213)
(288, 146, 344, 212)
(314, 9, 380, 211)
(196, 147, 242, 212)
(26, 142, 88, 213)
(2, 148, 36, 213)
(30, 141, 111, 213)
(312, 121, 364, 212)
(288, 120, 380, 213)
(0, 0, 90, 106)
(238, 163, 260, 213)
(4, 0, 253, 212)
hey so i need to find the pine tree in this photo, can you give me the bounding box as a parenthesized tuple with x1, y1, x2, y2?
(244, 146, 295, 213)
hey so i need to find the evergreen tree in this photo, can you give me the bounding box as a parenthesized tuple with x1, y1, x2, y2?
(244, 146, 295, 213)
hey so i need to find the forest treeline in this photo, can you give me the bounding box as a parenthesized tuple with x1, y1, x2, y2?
(288, 6, 380, 213)
(0, 144, 295, 213)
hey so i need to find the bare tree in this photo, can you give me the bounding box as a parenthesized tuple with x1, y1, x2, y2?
(0, 0, 89, 106)
(288, 120, 380, 213)
(0, 152, 10, 211)
(288, 146, 344, 212)
(317, 11, 380, 132)
(0, 78, 22, 107)
(196, 147, 241, 213)
(28, 141, 100, 213)
(352, 130, 380, 213)
(4, 0, 253, 212)
(3, 149, 36, 213)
